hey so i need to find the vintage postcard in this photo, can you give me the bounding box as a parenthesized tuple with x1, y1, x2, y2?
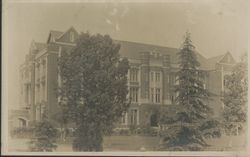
(2, 0, 249, 156)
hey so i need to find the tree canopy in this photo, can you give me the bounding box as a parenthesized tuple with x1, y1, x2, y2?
(223, 53, 248, 135)
(58, 32, 130, 151)
(159, 32, 220, 151)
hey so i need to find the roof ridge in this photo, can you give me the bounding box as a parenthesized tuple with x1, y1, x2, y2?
(115, 39, 178, 50)
(207, 54, 225, 60)
(50, 30, 64, 33)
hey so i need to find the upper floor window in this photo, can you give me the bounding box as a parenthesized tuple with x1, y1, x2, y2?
(171, 95, 174, 103)
(175, 75, 179, 85)
(150, 88, 161, 103)
(150, 88, 154, 102)
(150, 71, 161, 82)
(150, 72, 154, 82)
(223, 74, 230, 88)
(130, 87, 138, 102)
(42, 59, 46, 74)
(155, 88, 161, 103)
(25, 70, 29, 78)
(70, 32, 74, 42)
(130, 68, 138, 82)
(166, 74, 170, 83)
(155, 72, 161, 82)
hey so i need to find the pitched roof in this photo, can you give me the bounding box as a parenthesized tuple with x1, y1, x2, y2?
(34, 42, 47, 51)
(50, 30, 64, 39)
(56, 26, 79, 42)
(116, 40, 208, 69)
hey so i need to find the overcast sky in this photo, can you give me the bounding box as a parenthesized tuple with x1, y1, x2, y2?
(3, 0, 249, 109)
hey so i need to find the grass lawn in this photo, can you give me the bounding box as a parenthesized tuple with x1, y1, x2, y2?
(8, 134, 246, 152)
(56, 135, 160, 152)
(56, 134, 246, 152)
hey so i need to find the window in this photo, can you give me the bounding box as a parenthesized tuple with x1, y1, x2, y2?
(42, 59, 46, 75)
(130, 68, 138, 82)
(155, 88, 161, 103)
(175, 75, 179, 85)
(155, 72, 161, 82)
(150, 72, 154, 82)
(36, 106, 40, 121)
(203, 83, 206, 89)
(171, 95, 174, 103)
(130, 87, 138, 102)
(70, 32, 74, 42)
(150, 114, 158, 127)
(37, 63, 40, 79)
(36, 85, 40, 103)
(121, 112, 127, 125)
(166, 74, 170, 83)
(42, 84, 45, 101)
(25, 85, 28, 103)
(145, 90, 149, 98)
(25, 70, 29, 79)
(223, 75, 230, 88)
(130, 109, 138, 125)
(150, 88, 154, 102)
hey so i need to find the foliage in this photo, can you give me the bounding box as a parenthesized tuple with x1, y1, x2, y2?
(10, 127, 33, 138)
(112, 128, 131, 136)
(29, 109, 59, 152)
(58, 32, 130, 151)
(223, 53, 248, 135)
(159, 32, 220, 151)
(139, 125, 158, 136)
(52, 108, 68, 129)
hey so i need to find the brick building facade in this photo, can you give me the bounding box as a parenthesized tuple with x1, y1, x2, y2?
(18, 27, 236, 128)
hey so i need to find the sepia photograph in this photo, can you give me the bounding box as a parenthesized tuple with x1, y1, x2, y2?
(2, 0, 249, 156)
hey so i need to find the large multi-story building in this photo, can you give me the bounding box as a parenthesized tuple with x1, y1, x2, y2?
(17, 27, 236, 128)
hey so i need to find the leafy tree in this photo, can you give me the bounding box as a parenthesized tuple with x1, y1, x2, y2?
(58, 32, 130, 151)
(223, 53, 248, 135)
(29, 108, 59, 152)
(159, 32, 220, 151)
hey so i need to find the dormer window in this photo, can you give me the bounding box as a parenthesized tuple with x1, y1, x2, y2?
(70, 32, 74, 42)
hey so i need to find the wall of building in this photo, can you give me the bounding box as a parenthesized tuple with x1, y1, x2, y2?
(47, 52, 59, 123)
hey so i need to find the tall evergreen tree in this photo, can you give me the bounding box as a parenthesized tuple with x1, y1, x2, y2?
(58, 32, 130, 151)
(223, 53, 247, 135)
(159, 32, 219, 151)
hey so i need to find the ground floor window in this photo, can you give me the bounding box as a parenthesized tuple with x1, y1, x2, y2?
(121, 112, 128, 125)
(150, 114, 158, 127)
(18, 118, 27, 127)
(130, 109, 138, 125)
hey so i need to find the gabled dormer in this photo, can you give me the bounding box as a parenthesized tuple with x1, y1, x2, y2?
(218, 51, 236, 65)
(55, 26, 79, 43)
(47, 30, 64, 44)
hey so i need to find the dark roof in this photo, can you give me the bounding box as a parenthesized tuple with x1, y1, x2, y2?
(50, 30, 64, 39)
(34, 42, 47, 51)
(204, 54, 225, 70)
(116, 40, 208, 69)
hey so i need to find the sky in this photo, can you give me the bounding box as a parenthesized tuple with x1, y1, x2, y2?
(3, 0, 249, 109)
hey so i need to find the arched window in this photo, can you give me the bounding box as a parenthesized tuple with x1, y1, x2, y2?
(18, 118, 27, 127)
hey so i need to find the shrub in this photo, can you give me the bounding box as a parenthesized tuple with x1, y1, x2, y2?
(10, 127, 33, 138)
